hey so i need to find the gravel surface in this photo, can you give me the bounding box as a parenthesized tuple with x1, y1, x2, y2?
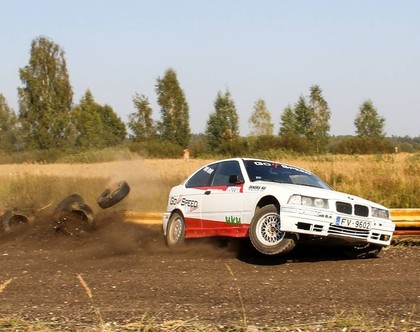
(0, 214, 419, 330)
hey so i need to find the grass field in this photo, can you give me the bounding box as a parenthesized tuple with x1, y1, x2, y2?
(0, 153, 419, 215)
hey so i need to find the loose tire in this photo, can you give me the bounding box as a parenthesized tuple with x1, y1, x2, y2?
(166, 212, 186, 248)
(97, 181, 130, 209)
(1, 209, 32, 232)
(55, 202, 96, 236)
(249, 204, 296, 255)
(54, 194, 85, 216)
(54, 195, 95, 235)
(341, 243, 383, 259)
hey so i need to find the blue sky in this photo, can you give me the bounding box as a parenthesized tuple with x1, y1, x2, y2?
(1, 0, 419, 137)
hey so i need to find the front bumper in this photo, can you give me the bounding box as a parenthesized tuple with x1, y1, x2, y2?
(280, 205, 395, 246)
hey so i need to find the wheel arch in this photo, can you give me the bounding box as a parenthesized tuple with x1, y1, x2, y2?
(255, 195, 280, 213)
(170, 208, 184, 219)
(167, 208, 185, 230)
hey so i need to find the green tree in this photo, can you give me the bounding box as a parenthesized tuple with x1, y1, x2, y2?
(73, 90, 126, 148)
(308, 85, 331, 153)
(72, 90, 104, 148)
(278, 105, 296, 136)
(278, 85, 331, 153)
(294, 95, 312, 138)
(98, 104, 127, 146)
(205, 90, 240, 153)
(18, 36, 75, 149)
(129, 93, 156, 141)
(278, 104, 312, 152)
(354, 100, 385, 137)
(0, 94, 20, 152)
(155, 68, 190, 147)
(248, 99, 273, 136)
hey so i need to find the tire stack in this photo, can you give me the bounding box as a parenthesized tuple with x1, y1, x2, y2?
(0, 180, 130, 236)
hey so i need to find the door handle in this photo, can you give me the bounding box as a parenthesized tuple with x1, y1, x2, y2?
(204, 190, 211, 195)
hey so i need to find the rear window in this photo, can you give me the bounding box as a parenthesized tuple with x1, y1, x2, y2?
(185, 164, 217, 188)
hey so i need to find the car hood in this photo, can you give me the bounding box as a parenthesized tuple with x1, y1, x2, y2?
(256, 181, 388, 210)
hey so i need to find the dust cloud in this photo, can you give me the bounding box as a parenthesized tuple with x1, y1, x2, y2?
(0, 158, 241, 261)
(0, 158, 173, 212)
(0, 210, 241, 264)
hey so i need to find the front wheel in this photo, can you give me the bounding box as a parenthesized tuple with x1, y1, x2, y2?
(249, 204, 296, 255)
(166, 212, 186, 248)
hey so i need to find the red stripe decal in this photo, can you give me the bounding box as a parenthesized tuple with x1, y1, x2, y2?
(194, 184, 244, 193)
(185, 217, 249, 238)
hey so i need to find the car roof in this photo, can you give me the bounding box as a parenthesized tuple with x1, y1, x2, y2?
(208, 158, 314, 174)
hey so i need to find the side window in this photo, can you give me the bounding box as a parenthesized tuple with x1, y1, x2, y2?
(185, 164, 217, 188)
(211, 161, 243, 186)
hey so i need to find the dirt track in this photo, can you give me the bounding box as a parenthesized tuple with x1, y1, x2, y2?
(0, 213, 419, 330)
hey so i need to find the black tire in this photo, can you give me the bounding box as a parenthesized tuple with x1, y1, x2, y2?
(54, 194, 85, 216)
(249, 204, 296, 255)
(166, 212, 186, 248)
(97, 181, 130, 209)
(1, 209, 32, 232)
(341, 243, 383, 259)
(55, 202, 96, 236)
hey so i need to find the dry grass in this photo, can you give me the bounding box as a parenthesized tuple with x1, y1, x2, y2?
(283, 153, 420, 208)
(0, 310, 418, 331)
(141, 153, 420, 208)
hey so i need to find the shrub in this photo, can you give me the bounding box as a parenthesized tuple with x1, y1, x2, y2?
(128, 139, 184, 158)
(334, 136, 394, 154)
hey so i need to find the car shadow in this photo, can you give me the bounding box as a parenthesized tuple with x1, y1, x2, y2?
(235, 239, 368, 265)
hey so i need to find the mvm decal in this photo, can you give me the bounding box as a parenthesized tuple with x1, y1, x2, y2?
(225, 216, 241, 224)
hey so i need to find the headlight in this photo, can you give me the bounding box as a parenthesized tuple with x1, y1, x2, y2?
(302, 196, 312, 206)
(288, 195, 328, 209)
(372, 207, 389, 219)
(288, 195, 302, 205)
(314, 198, 327, 208)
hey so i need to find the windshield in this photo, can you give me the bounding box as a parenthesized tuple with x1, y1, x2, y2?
(244, 160, 331, 190)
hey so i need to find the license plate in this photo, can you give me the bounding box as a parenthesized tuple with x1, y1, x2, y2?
(336, 217, 371, 230)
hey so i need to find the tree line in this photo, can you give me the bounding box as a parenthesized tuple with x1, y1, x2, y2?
(1, 36, 418, 159)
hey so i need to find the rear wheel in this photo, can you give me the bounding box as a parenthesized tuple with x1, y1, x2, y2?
(249, 204, 296, 255)
(166, 212, 186, 248)
(342, 243, 382, 259)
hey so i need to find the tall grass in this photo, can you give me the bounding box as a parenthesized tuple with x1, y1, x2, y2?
(0, 153, 419, 212)
(0, 174, 106, 213)
(141, 153, 420, 208)
(280, 153, 420, 208)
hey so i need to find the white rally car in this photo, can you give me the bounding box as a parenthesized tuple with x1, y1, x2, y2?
(162, 158, 395, 258)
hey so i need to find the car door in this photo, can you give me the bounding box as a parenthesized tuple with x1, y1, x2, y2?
(180, 162, 218, 233)
(200, 160, 245, 231)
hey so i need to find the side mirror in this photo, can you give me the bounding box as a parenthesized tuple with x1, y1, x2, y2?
(229, 175, 244, 184)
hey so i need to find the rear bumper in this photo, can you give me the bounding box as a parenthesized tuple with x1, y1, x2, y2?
(280, 205, 395, 246)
